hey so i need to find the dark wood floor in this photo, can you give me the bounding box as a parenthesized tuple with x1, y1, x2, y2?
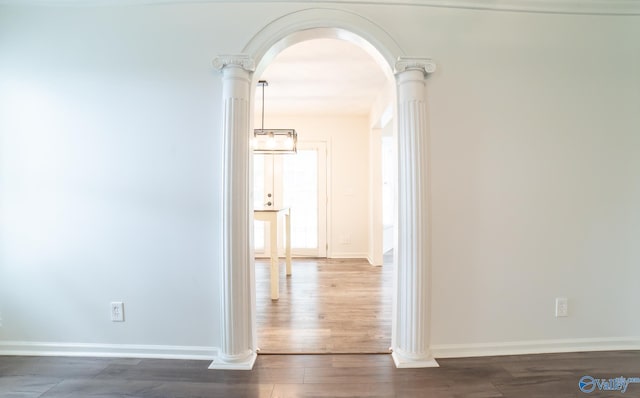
(255, 258, 392, 354)
(1, 351, 639, 397)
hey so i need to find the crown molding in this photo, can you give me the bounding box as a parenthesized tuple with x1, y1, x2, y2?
(1, 0, 639, 16)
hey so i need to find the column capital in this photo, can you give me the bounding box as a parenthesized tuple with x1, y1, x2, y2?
(395, 57, 437, 75)
(213, 54, 255, 72)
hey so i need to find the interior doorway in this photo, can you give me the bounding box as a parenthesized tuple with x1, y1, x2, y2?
(254, 142, 328, 258)
(251, 37, 393, 354)
(212, 13, 438, 369)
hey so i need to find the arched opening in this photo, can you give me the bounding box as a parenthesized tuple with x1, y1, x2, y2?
(211, 8, 438, 369)
(251, 36, 395, 354)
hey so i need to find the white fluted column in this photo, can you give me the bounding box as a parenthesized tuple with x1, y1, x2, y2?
(209, 55, 257, 370)
(392, 57, 439, 368)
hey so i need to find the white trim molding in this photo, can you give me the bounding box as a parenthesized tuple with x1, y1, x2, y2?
(1, 0, 639, 16)
(328, 252, 370, 259)
(391, 59, 439, 368)
(431, 337, 640, 358)
(212, 55, 255, 72)
(210, 54, 258, 371)
(0, 341, 219, 360)
(243, 8, 404, 78)
(395, 57, 437, 74)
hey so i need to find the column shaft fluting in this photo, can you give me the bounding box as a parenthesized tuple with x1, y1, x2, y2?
(212, 55, 256, 369)
(393, 58, 438, 367)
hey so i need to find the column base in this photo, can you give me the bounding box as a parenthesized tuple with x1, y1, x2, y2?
(391, 349, 439, 368)
(208, 351, 257, 370)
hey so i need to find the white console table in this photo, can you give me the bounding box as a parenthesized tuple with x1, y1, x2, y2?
(254, 207, 291, 300)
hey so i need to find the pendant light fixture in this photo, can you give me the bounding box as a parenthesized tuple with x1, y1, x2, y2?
(252, 80, 297, 154)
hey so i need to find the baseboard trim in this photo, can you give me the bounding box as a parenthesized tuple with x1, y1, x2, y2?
(431, 336, 640, 358)
(0, 341, 218, 360)
(3, 337, 637, 362)
(328, 252, 369, 259)
(366, 255, 383, 266)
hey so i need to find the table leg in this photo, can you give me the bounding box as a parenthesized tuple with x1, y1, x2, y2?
(270, 216, 279, 300)
(285, 210, 292, 276)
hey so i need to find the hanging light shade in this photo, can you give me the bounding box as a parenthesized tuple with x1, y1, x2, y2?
(252, 80, 297, 154)
(253, 129, 297, 154)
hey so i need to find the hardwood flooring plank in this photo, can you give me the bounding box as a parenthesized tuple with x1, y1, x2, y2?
(254, 355, 335, 369)
(271, 382, 397, 398)
(1, 351, 639, 397)
(256, 258, 392, 354)
(96, 363, 305, 385)
(329, 354, 395, 368)
(0, 376, 62, 398)
(39, 379, 162, 398)
(0, 356, 112, 378)
(40, 379, 275, 398)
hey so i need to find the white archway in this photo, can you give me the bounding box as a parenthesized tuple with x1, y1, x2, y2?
(243, 8, 404, 76)
(211, 8, 438, 370)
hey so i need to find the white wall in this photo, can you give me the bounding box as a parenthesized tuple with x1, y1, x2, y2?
(0, 3, 259, 353)
(367, 127, 383, 265)
(418, 10, 640, 350)
(263, 115, 371, 258)
(1, 2, 639, 357)
(368, 79, 395, 265)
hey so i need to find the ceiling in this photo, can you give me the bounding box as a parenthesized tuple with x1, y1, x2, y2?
(255, 38, 391, 117)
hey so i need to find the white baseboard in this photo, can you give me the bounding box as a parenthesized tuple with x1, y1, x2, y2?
(2, 337, 637, 361)
(328, 252, 368, 259)
(366, 255, 383, 266)
(0, 341, 218, 360)
(431, 336, 640, 358)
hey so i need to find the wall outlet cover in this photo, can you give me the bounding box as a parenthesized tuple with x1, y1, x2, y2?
(555, 297, 568, 317)
(111, 302, 125, 322)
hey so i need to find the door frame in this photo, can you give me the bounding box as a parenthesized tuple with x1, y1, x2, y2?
(254, 141, 328, 258)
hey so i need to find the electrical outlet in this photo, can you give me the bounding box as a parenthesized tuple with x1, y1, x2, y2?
(555, 297, 568, 317)
(111, 302, 124, 322)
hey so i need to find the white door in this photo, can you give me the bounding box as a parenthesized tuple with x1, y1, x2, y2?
(254, 142, 327, 257)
